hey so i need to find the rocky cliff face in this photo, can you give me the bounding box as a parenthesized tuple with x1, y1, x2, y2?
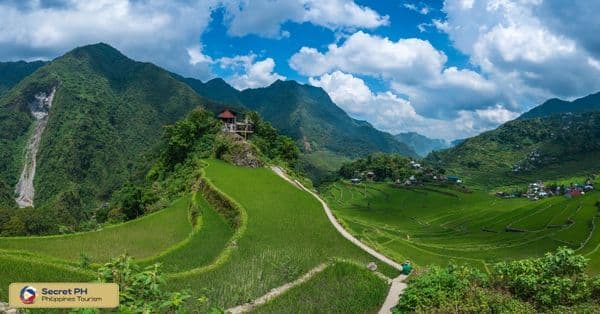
(14, 87, 55, 208)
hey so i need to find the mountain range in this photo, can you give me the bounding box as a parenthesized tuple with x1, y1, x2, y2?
(519, 92, 600, 120)
(428, 92, 600, 187)
(394, 132, 450, 157)
(0, 43, 217, 211)
(0, 61, 47, 97)
(173, 75, 417, 159)
(0, 43, 417, 212)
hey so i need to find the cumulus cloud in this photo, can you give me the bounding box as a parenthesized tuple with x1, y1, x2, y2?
(221, 0, 389, 38)
(310, 71, 518, 140)
(441, 0, 600, 104)
(217, 54, 286, 90)
(291, 31, 502, 119)
(0, 0, 217, 79)
(0, 0, 388, 79)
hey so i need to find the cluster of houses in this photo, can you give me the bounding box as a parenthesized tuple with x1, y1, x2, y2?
(496, 179, 595, 201)
(350, 171, 463, 187)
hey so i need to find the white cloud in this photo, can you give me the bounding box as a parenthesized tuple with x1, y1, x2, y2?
(403, 2, 431, 15)
(0, 0, 217, 79)
(291, 31, 502, 118)
(441, 0, 600, 104)
(309, 71, 517, 140)
(290, 31, 446, 82)
(221, 0, 389, 38)
(187, 45, 214, 66)
(217, 54, 286, 90)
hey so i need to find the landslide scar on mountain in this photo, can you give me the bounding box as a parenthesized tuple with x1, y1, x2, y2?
(15, 87, 56, 208)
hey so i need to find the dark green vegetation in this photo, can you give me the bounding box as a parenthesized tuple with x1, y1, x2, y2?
(337, 153, 443, 182)
(175, 75, 417, 182)
(520, 91, 600, 120)
(427, 112, 600, 188)
(179, 76, 416, 158)
(0, 43, 217, 218)
(0, 60, 46, 97)
(0, 160, 397, 313)
(395, 132, 450, 157)
(323, 180, 600, 273)
(396, 248, 600, 313)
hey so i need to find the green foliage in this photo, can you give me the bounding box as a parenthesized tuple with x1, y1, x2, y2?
(161, 108, 219, 170)
(0, 43, 211, 228)
(246, 111, 299, 165)
(428, 112, 600, 188)
(0, 60, 46, 97)
(179, 77, 418, 158)
(493, 247, 596, 308)
(337, 153, 441, 182)
(395, 248, 600, 313)
(98, 254, 191, 313)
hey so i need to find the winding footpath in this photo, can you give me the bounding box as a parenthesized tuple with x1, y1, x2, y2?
(227, 263, 330, 313)
(270, 167, 408, 314)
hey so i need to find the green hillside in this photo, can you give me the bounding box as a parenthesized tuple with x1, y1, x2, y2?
(0, 60, 47, 97)
(322, 180, 600, 273)
(175, 76, 417, 158)
(0, 43, 217, 215)
(427, 112, 600, 187)
(520, 91, 600, 119)
(395, 132, 450, 157)
(0, 160, 398, 313)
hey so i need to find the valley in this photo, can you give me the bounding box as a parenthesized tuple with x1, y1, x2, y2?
(0, 42, 598, 313)
(322, 180, 600, 273)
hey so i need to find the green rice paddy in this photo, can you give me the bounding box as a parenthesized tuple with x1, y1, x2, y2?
(0, 160, 397, 313)
(322, 182, 600, 273)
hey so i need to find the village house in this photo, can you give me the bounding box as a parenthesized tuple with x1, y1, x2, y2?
(217, 109, 254, 138)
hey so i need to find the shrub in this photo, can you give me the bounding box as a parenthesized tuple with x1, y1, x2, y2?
(97, 255, 191, 313)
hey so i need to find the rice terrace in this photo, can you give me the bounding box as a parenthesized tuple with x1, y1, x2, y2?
(1, 1, 600, 312)
(322, 179, 600, 273)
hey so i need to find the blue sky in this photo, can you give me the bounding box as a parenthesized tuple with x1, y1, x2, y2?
(1, 0, 599, 140)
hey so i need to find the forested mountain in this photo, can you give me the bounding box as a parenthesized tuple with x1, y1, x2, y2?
(0, 61, 47, 97)
(0, 43, 215, 213)
(394, 132, 450, 157)
(174, 76, 417, 158)
(427, 111, 600, 187)
(519, 92, 600, 119)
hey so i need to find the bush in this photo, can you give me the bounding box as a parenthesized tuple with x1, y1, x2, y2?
(97, 255, 191, 313)
(395, 248, 600, 313)
(492, 247, 593, 308)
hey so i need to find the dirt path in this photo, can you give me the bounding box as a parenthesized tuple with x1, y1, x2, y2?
(227, 263, 330, 314)
(270, 167, 408, 314)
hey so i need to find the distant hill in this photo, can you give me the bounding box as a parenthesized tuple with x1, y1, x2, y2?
(394, 132, 450, 157)
(519, 91, 600, 119)
(175, 76, 417, 159)
(0, 43, 216, 211)
(0, 61, 47, 97)
(427, 111, 600, 187)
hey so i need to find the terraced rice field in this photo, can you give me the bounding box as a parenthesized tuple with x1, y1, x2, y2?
(323, 182, 600, 273)
(0, 160, 397, 313)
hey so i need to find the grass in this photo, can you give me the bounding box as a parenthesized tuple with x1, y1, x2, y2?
(0, 195, 193, 262)
(138, 193, 233, 273)
(0, 160, 398, 313)
(0, 253, 93, 300)
(253, 261, 389, 314)
(167, 160, 398, 312)
(322, 181, 600, 273)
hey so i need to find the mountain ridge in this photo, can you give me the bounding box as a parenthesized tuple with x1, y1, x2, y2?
(519, 91, 600, 119)
(0, 43, 214, 215)
(173, 75, 418, 158)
